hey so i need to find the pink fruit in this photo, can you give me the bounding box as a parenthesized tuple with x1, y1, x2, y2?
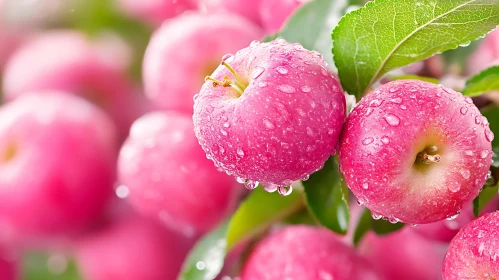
(0, 93, 117, 238)
(0, 248, 18, 280)
(259, 0, 309, 33)
(412, 197, 498, 243)
(198, 0, 263, 25)
(118, 111, 237, 235)
(193, 39, 346, 192)
(359, 229, 447, 280)
(117, 0, 196, 26)
(75, 215, 191, 280)
(339, 80, 493, 224)
(241, 225, 380, 280)
(143, 12, 262, 114)
(468, 27, 499, 75)
(443, 211, 499, 279)
(2, 31, 151, 139)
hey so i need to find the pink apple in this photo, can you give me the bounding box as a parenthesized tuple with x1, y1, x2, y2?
(0, 248, 18, 280)
(193, 39, 346, 192)
(443, 211, 499, 279)
(241, 225, 380, 280)
(411, 197, 498, 243)
(118, 111, 238, 236)
(142, 12, 262, 114)
(75, 215, 191, 280)
(2, 30, 151, 139)
(198, 0, 263, 25)
(468, 27, 499, 75)
(339, 80, 493, 224)
(259, 0, 309, 33)
(359, 228, 447, 280)
(0, 92, 117, 238)
(117, 0, 196, 26)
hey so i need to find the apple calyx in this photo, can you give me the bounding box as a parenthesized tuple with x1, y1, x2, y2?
(204, 60, 247, 97)
(416, 146, 441, 165)
(1, 142, 17, 163)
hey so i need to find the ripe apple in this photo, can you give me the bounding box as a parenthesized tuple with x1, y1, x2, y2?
(142, 12, 262, 114)
(339, 80, 493, 224)
(193, 39, 346, 192)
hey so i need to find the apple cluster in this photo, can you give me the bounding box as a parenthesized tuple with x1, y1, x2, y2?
(0, 0, 498, 279)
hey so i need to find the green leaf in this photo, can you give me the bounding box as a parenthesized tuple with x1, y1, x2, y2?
(463, 66, 499, 96)
(226, 187, 304, 250)
(303, 157, 350, 234)
(279, 0, 354, 68)
(473, 185, 499, 217)
(179, 221, 229, 280)
(23, 252, 81, 280)
(332, 0, 499, 97)
(179, 187, 304, 280)
(391, 74, 440, 84)
(481, 106, 499, 148)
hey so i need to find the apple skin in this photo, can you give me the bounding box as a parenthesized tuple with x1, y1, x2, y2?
(142, 12, 262, 114)
(2, 30, 151, 140)
(241, 225, 380, 280)
(0, 93, 117, 239)
(259, 0, 309, 33)
(443, 211, 499, 279)
(198, 0, 263, 25)
(359, 228, 447, 280)
(411, 197, 498, 243)
(118, 111, 238, 236)
(338, 80, 493, 224)
(193, 39, 346, 188)
(468, 27, 499, 75)
(75, 215, 192, 280)
(117, 0, 196, 26)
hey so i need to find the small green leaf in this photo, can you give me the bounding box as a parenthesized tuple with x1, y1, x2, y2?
(226, 187, 304, 250)
(303, 157, 350, 235)
(23, 252, 81, 280)
(391, 74, 440, 84)
(179, 187, 304, 280)
(463, 66, 499, 96)
(473, 185, 499, 217)
(353, 207, 373, 246)
(332, 0, 499, 97)
(279, 0, 353, 67)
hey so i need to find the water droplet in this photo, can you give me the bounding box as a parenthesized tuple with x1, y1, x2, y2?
(389, 87, 399, 93)
(300, 85, 311, 93)
(263, 183, 278, 193)
(485, 129, 495, 142)
(258, 81, 268, 87)
(369, 99, 383, 107)
(220, 128, 228, 136)
(223, 122, 230, 128)
(236, 177, 246, 184)
(320, 66, 329, 76)
(412, 224, 419, 227)
(371, 212, 383, 220)
(196, 261, 206, 270)
(219, 146, 225, 154)
(390, 97, 402, 104)
(460, 107, 468, 115)
(237, 147, 245, 157)
(449, 182, 460, 193)
(481, 150, 489, 159)
(221, 54, 234, 63)
(277, 186, 293, 196)
(460, 169, 471, 179)
(362, 137, 374, 145)
(464, 97, 473, 104)
(263, 118, 275, 129)
(475, 116, 482, 125)
(252, 67, 265, 79)
(400, 104, 407, 110)
(306, 127, 314, 137)
(278, 84, 296, 94)
(384, 114, 400, 127)
(250, 40, 259, 47)
(446, 211, 460, 221)
(465, 150, 474, 157)
(388, 217, 399, 224)
(362, 182, 369, 189)
(301, 175, 310, 181)
(193, 93, 199, 101)
(115, 185, 129, 199)
(276, 66, 288, 75)
(381, 136, 390, 144)
(244, 180, 258, 190)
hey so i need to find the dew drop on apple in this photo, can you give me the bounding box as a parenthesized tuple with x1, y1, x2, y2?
(388, 217, 399, 224)
(278, 84, 296, 94)
(384, 114, 400, 127)
(400, 104, 407, 110)
(481, 150, 489, 159)
(362, 182, 369, 189)
(460, 169, 471, 179)
(371, 212, 383, 220)
(381, 136, 390, 144)
(237, 147, 245, 157)
(485, 129, 495, 142)
(301, 174, 310, 181)
(236, 177, 246, 184)
(263, 183, 278, 193)
(369, 99, 383, 107)
(390, 97, 402, 104)
(362, 137, 374, 145)
(276, 66, 288, 75)
(300, 85, 311, 93)
(465, 150, 474, 156)
(115, 185, 130, 199)
(220, 128, 228, 136)
(448, 182, 460, 193)
(221, 53, 234, 63)
(277, 186, 292, 196)
(244, 180, 258, 190)
(446, 211, 460, 221)
(263, 118, 275, 129)
(460, 106, 468, 115)
(475, 116, 482, 125)
(252, 67, 265, 79)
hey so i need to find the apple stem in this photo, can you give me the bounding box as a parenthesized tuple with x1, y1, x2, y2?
(204, 75, 244, 97)
(221, 61, 247, 91)
(418, 152, 441, 164)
